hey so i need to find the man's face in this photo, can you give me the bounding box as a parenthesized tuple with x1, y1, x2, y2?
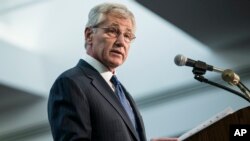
(85, 14, 134, 72)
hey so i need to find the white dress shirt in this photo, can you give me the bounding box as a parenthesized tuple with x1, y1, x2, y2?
(83, 54, 115, 91)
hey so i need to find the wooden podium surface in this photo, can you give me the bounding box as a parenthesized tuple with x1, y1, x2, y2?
(184, 106, 250, 141)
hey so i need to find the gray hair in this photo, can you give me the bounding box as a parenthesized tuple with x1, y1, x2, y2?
(86, 2, 136, 30)
(85, 2, 136, 48)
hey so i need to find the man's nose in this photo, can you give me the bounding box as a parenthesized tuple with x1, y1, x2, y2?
(115, 33, 126, 46)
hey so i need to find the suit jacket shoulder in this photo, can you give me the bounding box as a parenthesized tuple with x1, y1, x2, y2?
(48, 59, 146, 141)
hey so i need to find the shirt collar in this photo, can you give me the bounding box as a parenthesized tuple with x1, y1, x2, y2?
(83, 54, 114, 83)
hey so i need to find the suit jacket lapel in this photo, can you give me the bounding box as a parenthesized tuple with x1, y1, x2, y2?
(123, 86, 147, 141)
(77, 59, 140, 141)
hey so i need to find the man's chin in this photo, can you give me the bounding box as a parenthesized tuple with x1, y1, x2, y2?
(108, 61, 123, 69)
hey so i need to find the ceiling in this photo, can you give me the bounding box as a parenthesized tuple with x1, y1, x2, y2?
(135, 0, 250, 49)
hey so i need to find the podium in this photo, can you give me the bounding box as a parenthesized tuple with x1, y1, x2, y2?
(184, 106, 250, 141)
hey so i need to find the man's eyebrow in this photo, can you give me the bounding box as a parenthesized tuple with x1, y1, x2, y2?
(109, 23, 119, 27)
(109, 23, 132, 32)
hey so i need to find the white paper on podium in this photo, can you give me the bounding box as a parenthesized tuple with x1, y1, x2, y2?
(178, 107, 234, 141)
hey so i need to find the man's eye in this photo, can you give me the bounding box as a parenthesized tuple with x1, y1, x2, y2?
(107, 28, 117, 33)
(124, 33, 132, 39)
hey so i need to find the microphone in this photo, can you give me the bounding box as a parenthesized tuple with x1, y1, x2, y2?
(174, 54, 224, 73)
(222, 69, 240, 85)
(222, 69, 250, 99)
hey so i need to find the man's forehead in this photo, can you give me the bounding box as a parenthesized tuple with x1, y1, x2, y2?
(103, 15, 133, 30)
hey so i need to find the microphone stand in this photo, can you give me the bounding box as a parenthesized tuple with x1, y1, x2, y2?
(237, 81, 250, 100)
(194, 75, 250, 103)
(192, 66, 250, 103)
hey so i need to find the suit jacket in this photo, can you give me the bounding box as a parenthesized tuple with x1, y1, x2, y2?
(48, 59, 147, 141)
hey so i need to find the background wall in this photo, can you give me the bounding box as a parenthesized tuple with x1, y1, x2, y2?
(1, 0, 250, 140)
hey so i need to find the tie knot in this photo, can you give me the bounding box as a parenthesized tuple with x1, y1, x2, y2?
(111, 75, 120, 86)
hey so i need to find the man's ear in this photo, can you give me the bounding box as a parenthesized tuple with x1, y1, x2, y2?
(85, 27, 93, 45)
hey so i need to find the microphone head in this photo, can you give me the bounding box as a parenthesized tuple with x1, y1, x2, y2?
(222, 69, 240, 85)
(174, 54, 187, 66)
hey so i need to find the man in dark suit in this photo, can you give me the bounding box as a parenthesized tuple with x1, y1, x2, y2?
(48, 2, 146, 141)
(48, 2, 179, 141)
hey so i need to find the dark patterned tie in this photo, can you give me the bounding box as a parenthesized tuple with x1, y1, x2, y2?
(111, 75, 136, 128)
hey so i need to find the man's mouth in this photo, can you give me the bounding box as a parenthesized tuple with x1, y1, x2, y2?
(110, 50, 123, 56)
